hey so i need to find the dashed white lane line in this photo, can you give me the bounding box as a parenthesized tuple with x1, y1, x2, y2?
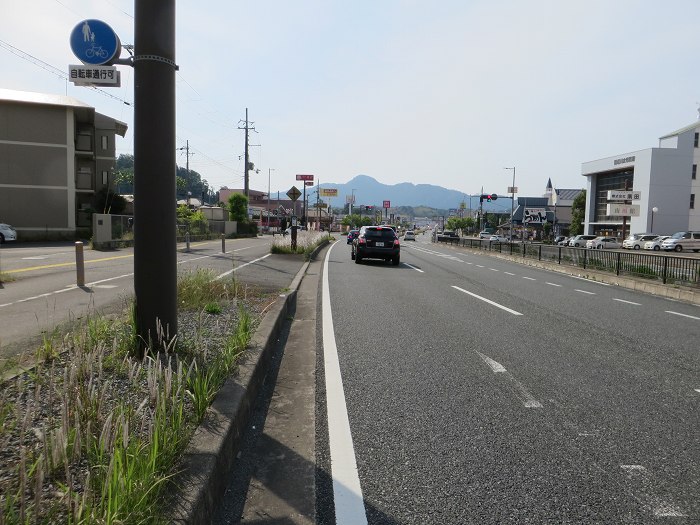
(403, 262, 424, 273)
(575, 289, 596, 295)
(620, 465, 686, 518)
(504, 272, 515, 276)
(694, 389, 700, 394)
(489, 268, 499, 272)
(452, 286, 523, 316)
(322, 243, 368, 525)
(476, 264, 485, 268)
(546, 282, 562, 287)
(666, 310, 700, 320)
(476, 352, 542, 409)
(522, 276, 536, 281)
(613, 298, 641, 306)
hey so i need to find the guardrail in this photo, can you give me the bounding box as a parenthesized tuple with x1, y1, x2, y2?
(434, 237, 700, 288)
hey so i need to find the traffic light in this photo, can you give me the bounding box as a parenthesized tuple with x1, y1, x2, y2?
(480, 193, 498, 202)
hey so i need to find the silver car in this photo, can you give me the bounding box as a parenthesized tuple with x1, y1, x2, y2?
(0, 223, 17, 243)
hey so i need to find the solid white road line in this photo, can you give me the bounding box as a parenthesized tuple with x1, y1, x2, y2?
(452, 286, 523, 316)
(666, 310, 700, 320)
(575, 289, 596, 295)
(403, 262, 424, 273)
(322, 243, 368, 525)
(571, 275, 610, 286)
(216, 254, 271, 279)
(613, 298, 641, 306)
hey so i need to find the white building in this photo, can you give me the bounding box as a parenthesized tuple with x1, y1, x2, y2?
(581, 120, 699, 237)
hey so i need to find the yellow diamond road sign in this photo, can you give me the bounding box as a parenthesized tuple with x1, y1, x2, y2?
(287, 186, 302, 201)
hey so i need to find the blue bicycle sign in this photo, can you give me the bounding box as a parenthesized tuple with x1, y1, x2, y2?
(70, 19, 120, 65)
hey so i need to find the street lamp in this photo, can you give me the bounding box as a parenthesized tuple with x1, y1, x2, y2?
(504, 167, 516, 242)
(651, 206, 658, 233)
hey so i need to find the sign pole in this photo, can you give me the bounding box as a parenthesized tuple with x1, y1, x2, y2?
(133, 0, 177, 353)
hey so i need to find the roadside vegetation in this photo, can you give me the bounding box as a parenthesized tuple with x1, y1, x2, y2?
(270, 230, 332, 259)
(0, 269, 277, 524)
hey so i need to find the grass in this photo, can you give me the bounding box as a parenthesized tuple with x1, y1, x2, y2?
(270, 230, 332, 259)
(0, 269, 264, 524)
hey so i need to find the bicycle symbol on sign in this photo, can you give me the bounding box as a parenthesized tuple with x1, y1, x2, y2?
(86, 45, 109, 59)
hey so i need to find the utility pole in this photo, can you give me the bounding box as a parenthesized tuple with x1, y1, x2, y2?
(316, 179, 320, 230)
(238, 108, 255, 198)
(177, 140, 194, 199)
(133, 0, 177, 352)
(267, 168, 274, 231)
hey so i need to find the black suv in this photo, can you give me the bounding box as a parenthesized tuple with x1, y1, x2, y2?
(352, 226, 400, 265)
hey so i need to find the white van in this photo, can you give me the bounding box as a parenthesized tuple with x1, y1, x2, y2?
(622, 233, 658, 250)
(660, 231, 700, 252)
(568, 235, 596, 248)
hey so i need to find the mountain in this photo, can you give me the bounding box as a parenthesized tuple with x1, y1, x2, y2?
(292, 174, 512, 213)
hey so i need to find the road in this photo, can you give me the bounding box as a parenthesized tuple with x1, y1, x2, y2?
(220, 232, 700, 524)
(0, 237, 299, 363)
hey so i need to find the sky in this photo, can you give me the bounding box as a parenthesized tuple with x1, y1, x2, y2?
(2, 0, 700, 203)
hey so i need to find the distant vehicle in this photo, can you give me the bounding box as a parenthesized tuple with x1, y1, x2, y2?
(622, 233, 658, 250)
(553, 235, 566, 244)
(489, 235, 508, 243)
(643, 235, 669, 251)
(352, 225, 400, 265)
(568, 235, 596, 247)
(557, 237, 570, 246)
(404, 230, 416, 241)
(442, 230, 459, 238)
(347, 229, 360, 244)
(661, 231, 700, 252)
(586, 236, 621, 249)
(0, 223, 17, 243)
(479, 230, 495, 239)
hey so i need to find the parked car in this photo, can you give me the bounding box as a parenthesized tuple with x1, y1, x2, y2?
(660, 231, 700, 252)
(489, 235, 509, 243)
(643, 235, 670, 251)
(557, 237, 570, 246)
(568, 235, 597, 247)
(346, 229, 360, 244)
(553, 235, 566, 244)
(622, 233, 658, 250)
(352, 225, 400, 265)
(403, 230, 416, 241)
(0, 223, 17, 243)
(478, 230, 495, 239)
(586, 236, 621, 249)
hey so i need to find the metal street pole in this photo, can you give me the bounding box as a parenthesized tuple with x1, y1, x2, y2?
(134, 0, 177, 352)
(505, 167, 515, 242)
(267, 168, 274, 231)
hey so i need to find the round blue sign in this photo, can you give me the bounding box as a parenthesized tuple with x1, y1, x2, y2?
(70, 19, 120, 65)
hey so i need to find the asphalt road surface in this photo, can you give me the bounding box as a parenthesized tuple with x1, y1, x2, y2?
(315, 234, 699, 523)
(0, 237, 301, 363)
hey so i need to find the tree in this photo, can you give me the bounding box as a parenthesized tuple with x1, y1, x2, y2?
(569, 190, 586, 236)
(228, 193, 249, 222)
(93, 187, 127, 214)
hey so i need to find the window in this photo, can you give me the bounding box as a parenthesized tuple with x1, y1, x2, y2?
(101, 136, 108, 150)
(695, 132, 699, 148)
(693, 164, 697, 180)
(102, 171, 108, 185)
(691, 194, 695, 210)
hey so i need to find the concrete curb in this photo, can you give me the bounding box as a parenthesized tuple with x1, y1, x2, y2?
(169, 259, 311, 524)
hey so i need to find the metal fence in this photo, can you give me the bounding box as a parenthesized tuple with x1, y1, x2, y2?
(435, 238, 700, 288)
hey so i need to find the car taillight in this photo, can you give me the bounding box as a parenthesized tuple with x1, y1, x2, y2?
(394, 239, 400, 246)
(358, 237, 366, 244)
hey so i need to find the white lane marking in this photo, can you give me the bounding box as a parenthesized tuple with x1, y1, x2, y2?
(489, 268, 499, 272)
(476, 264, 485, 268)
(545, 282, 562, 287)
(93, 285, 118, 289)
(620, 465, 686, 517)
(452, 286, 523, 316)
(476, 352, 542, 408)
(476, 352, 506, 373)
(571, 275, 610, 286)
(216, 254, 271, 279)
(522, 276, 536, 281)
(322, 242, 368, 525)
(22, 256, 49, 260)
(613, 298, 641, 306)
(575, 289, 596, 295)
(666, 310, 700, 320)
(695, 389, 700, 393)
(465, 262, 473, 265)
(504, 272, 515, 276)
(403, 262, 424, 273)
